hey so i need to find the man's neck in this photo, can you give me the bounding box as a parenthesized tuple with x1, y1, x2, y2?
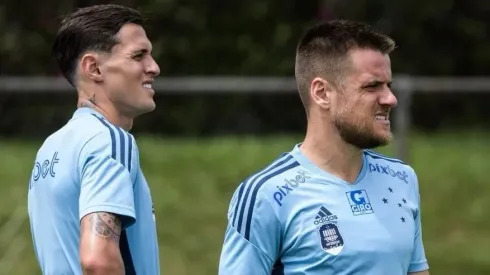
(300, 122, 364, 184)
(77, 97, 133, 131)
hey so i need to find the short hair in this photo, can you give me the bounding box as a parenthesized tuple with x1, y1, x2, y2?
(52, 4, 145, 87)
(295, 20, 396, 110)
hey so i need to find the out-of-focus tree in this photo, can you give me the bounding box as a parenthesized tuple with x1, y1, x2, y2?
(1, 0, 488, 76)
(0, 0, 489, 137)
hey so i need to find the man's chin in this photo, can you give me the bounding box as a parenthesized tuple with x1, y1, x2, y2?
(145, 101, 156, 112)
(335, 121, 393, 149)
(374, 135, 393, 148)
(344, 133, 392, 150)
(132, 101, 156, 117)
(371, 130, 393, 144)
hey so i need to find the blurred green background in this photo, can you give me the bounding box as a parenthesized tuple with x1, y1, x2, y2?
(1, 133, 490, 274)
(1, 0, 489, 274)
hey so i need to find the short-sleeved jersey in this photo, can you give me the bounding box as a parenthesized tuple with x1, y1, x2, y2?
(27, 107, 159, 275)
(219, 144, 429, 275)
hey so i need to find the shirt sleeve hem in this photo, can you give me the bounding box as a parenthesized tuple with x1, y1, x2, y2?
(80, 204, 136, 228)
(408, 261, 429, 273)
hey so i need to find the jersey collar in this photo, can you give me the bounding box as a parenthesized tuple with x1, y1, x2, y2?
(290, 143, 368, 185)
(72, 107, 106, 120)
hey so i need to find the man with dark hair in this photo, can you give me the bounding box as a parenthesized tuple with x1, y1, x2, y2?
(27, 4, 161, 275)
(219, 20, 429, 275)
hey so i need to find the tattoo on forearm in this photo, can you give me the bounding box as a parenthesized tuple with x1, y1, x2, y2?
(88, 213, 122, 243)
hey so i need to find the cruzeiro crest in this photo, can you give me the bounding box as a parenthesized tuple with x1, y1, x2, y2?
(314, 206, 344, 255)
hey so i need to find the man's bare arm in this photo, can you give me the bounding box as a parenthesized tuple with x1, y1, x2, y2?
(80, 212, 125, 275)
(88, 213, 121, 243)
(409, 270, 430, 275)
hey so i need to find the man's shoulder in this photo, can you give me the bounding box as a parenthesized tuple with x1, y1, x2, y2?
(226, 152, 301, 239)
(237, 152, 304, 197)
(228, 152, 305, 221)
(37, 115, 96, 150)
(74, 112, 135, 143)
(52, 112, 135, 151)
(35, 114, 137, 172)
(31, 115, 108, 175)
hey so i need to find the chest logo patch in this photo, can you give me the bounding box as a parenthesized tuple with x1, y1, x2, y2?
(314, 206, 344, 255)
(346, 189, 374, 216)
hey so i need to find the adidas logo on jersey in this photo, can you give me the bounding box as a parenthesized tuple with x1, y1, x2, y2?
(314, 206, 338, 225)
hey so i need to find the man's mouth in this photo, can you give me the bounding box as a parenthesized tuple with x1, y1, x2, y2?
(143, 80, 154, 89)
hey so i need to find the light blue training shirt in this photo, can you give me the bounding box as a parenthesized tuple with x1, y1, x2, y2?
(28, 107, 159, 275)
(219, 144, 429, 275)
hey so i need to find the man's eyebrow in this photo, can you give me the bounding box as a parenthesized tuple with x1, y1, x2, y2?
(132, 48, 149, 54)
(363, 80, 392, 87)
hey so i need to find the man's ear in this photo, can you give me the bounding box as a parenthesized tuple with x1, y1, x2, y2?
(310, 77, 333, 110)
(80, 53, 103, 82)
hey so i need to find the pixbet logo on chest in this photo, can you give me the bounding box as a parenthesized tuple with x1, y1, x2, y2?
(368, 163, 408, 183)
(273, 170, 311, 206)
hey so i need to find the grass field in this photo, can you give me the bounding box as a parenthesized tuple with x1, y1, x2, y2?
(0, 130, 489, 274)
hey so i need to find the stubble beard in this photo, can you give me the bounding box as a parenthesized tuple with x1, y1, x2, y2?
(333, 112, 392, 150)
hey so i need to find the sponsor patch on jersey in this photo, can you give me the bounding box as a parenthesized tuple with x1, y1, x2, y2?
(272, 170, 311, 207)
(314, 206, 344, 255)
(368, 163, 409, 184)
(346, 189, 374, 216)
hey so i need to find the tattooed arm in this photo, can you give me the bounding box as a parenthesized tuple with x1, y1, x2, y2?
(80, 212, 124, 275)
(77, 128, 137, 274)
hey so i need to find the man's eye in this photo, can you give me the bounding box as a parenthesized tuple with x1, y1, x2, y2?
(365, 82, 390, 89)
(365, 83, 379, 89)
(133, 53, 144, 60)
